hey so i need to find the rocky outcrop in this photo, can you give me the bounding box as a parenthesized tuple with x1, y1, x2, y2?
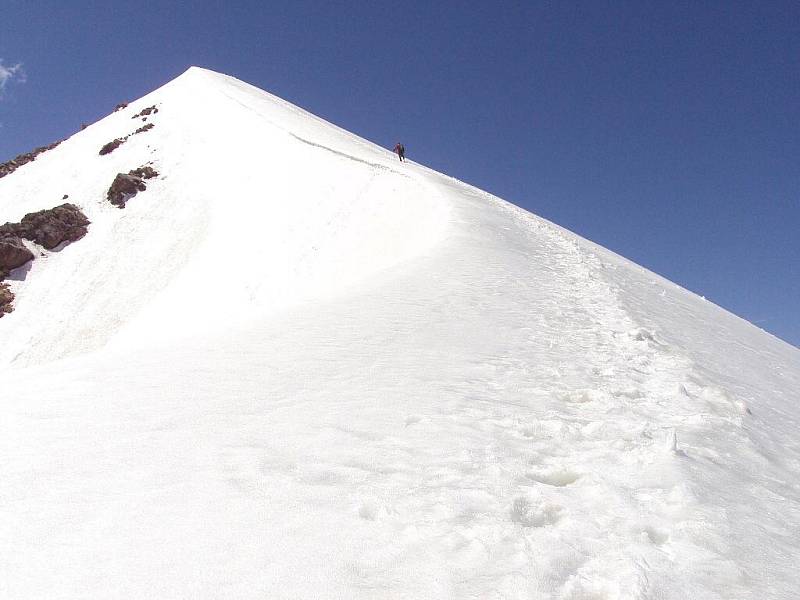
(16, 204, 90, 249)
(128, 166, 159, 180)
(99, 138, 124, 156)
(0, 141, 62, 180)
(106, 167, 158, 208)
(99, 122, 155, 156)
(132, 105, 158, 118)
(134, 123, 154, 135)
(107, 174, 146, 208)
(114, 102, 128, 112)
(0, 203, 90, 316)
(0, 237, 34, 278)
(0, 203, 89, 253)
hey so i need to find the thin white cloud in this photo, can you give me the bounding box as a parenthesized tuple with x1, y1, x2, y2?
(0, 60, 26, 96)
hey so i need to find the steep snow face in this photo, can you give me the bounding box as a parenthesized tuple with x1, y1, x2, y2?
(0, 67, 448, 367)
(2, 68, 800, 599)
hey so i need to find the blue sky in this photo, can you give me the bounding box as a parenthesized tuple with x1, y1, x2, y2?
(2, 1, 798, 347)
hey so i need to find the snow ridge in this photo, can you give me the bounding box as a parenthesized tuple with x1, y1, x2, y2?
(476, 185, 800, 597)
(1, 68, 799, 599)
(427, 180, 710, 597)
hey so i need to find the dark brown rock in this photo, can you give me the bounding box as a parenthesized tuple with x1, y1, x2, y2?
(0, 236, 34, 278)
(17, 204, 91, 250)
(0, 221, 22, 239)
(0, 204, 90, 317)
(107, 173, 147, 208)
(132, 105, 158, 118)
(128, 166, 159, 180)
(0, 141, 61, 179)
(0, 282, 14, 316)
(114, 102, 129, 112)
(134, 123, 154, 135)
(99, 120, 154, 156)
(99, 138, 125, 156)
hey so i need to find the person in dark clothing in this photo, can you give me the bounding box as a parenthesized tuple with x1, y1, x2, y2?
(393, 142, 405, 162)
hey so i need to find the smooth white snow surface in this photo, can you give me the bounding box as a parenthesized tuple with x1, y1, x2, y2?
(1, 67, 799, 599)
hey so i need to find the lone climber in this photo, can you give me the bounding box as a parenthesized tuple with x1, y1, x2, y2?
(393, 142, 405, 162)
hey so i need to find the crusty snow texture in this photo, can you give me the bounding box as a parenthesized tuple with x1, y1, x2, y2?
(1, 68, 799, 599)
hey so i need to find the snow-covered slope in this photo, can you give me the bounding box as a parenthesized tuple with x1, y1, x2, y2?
(2, 67, 799, 599)
(0, 67, 447, 366)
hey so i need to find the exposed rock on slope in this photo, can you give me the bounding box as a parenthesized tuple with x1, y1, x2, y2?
(132, 105, 158, 118)
(0, 141, 62, 179)
(99, 122, 155, 155)
(106, 174, 145, 207)
(99, 139, 124, 156)
(0, 237, 34, 278)
(0, 283, 13, 315)
(0, 204, 90, 315)
(128, 165, 158, 180)
(106, 166, 159, 208)
(14, 204, 90, 249)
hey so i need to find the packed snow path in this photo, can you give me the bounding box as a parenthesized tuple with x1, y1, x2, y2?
(2, 68, 800, 599)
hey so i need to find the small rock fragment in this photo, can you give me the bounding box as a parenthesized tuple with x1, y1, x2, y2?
(0, 282, 14, 315)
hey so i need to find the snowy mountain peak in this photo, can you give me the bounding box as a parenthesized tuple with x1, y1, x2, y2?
(2, 68, 799, 598)
(0, 67, 448, 366)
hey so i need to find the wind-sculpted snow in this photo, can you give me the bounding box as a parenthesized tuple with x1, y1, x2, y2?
(0, 67, 447, 367)
(1, 68, 799, 599)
